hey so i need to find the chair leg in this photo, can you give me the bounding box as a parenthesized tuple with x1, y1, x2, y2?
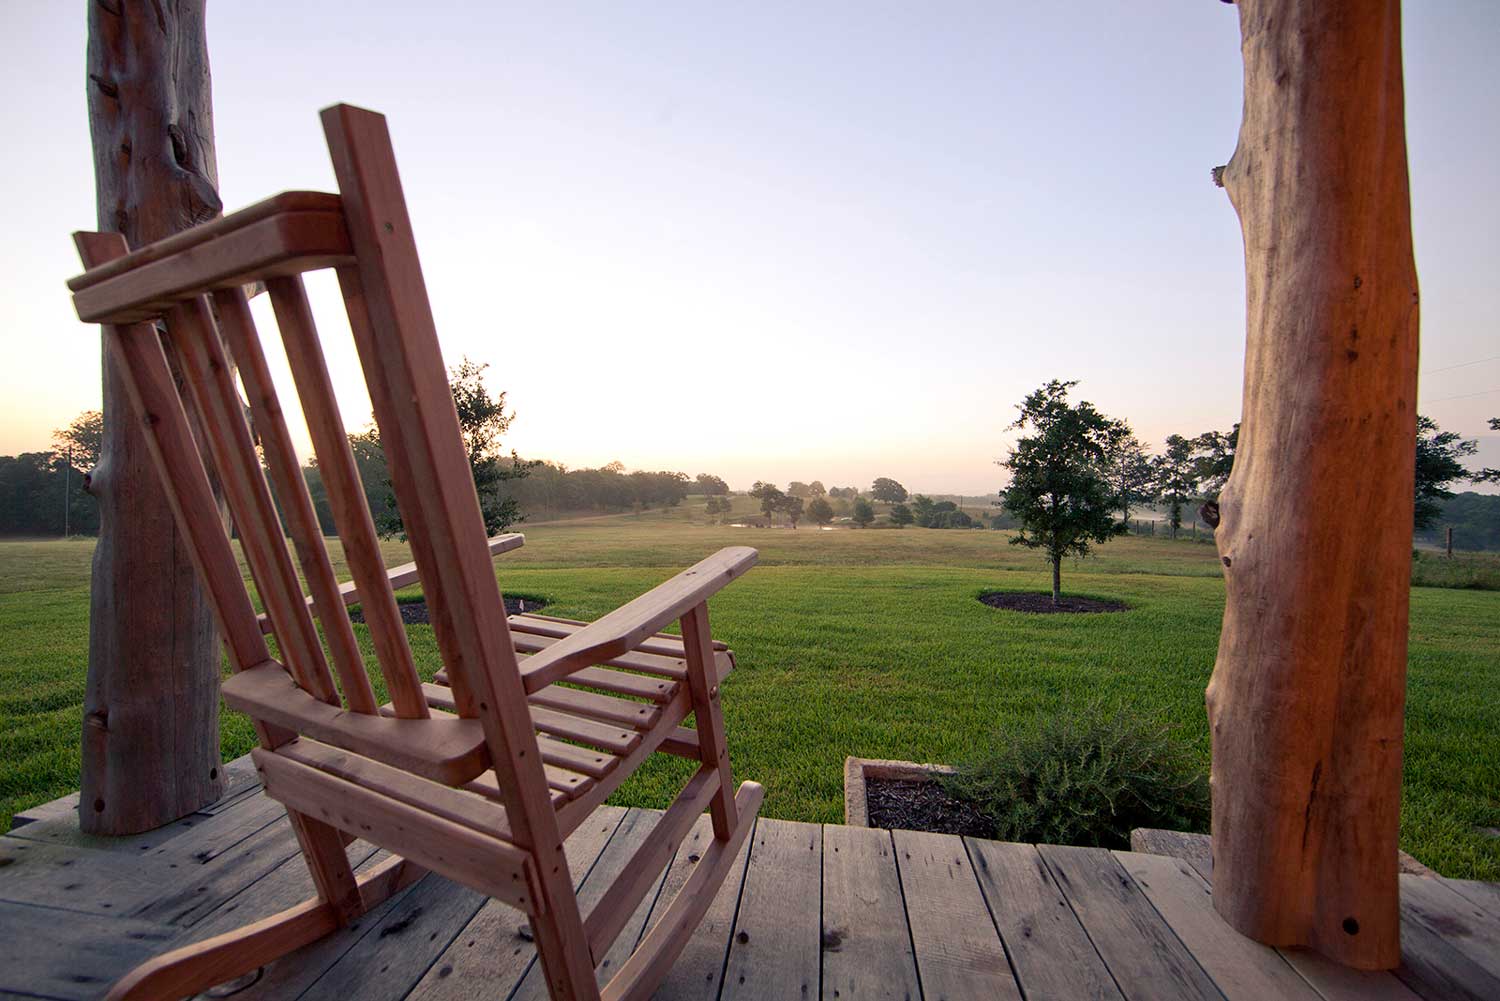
(529, 891, 606, 1001)
(680, 603, 738, 839)
(105, 854, 419, 1001)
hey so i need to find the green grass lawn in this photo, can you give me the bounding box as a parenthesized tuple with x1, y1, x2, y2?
(2, 519, 1497, 879)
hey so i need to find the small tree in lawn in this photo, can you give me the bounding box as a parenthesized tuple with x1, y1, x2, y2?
(999, 380, 1124, 604)
(449, 358, 538, 535)
(807, 496, 834, 526)
(1151, 435, 1198, 537)
(889, 502, 913, 528)
(851, 497, 876, 527)
(780, 494, 805, 528)
(870, 477, 908, 503)
(1191, 424, 1240, 501)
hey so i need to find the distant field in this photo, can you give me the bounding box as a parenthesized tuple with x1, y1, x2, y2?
(2, 509, 1497, 880)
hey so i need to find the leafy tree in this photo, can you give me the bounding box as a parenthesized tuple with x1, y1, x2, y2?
(1474, 418, 1500, 484)
(1151, 435, 1199, 537)
(808, 480, 827, 497)
(889, 502, 913, 528)
(1103, 432, 1154, 524)
(750, 481, 785, 524)
(807, 497, 834, 526)
(694, 473, 729, 496)
(53, 410, 104, 471)
(909, 494, 936, 527)
(870, 477, 908, 503)
(780, 494, 805, 528)
(448, 357, 538, 535)
(355, 357, 535, 538)
(1414, 415, 1479, 530)
(930, 509, 973, 529)
(703, 495, 726, 522)
(851, 497, 875, 527)
(787, 481, 813, 498)
(999, 380, 1125, 603)
(828, 486, 859, 500)
(1191, 424, 1240, 501)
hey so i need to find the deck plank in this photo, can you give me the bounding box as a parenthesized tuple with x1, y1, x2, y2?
(1037, 844, 1221, 1001)
(1392, 890, 1500, 1001)
(512, 807, 666, 999)
(721, 819, 822, 1001)
(133, 815, 303, 926)
(298, 874, 489, 1001)
(404, 806, 627, 1001)
(0, 899, 175, 1000)
(1275, 948, 1425, 1001)
(967, 838, 1123, 1000)
(0, 834, 179, 916)
(1444, 878, 1500, 916)
(1399, 874, 1500, 982)
(645, 814, 755, 1001)
(821, 824, 921, 1001)
(1116, 851, 1318, 1000)
(894, 828, 1022, 1001)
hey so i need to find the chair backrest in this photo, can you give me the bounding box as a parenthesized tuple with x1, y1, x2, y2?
(69, 106, 557, 845)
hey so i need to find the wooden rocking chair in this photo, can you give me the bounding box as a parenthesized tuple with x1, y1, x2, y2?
(68, 104, 762, 1001)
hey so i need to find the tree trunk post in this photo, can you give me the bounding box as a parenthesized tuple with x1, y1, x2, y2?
(1051, 556, 1061, 604)
(1207, 0, 1417, 968)
(80, 0, 226, 834)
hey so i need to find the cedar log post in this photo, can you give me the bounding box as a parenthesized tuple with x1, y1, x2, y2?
(80, 0, 226, 834)
(1206, 0, 1418, 969)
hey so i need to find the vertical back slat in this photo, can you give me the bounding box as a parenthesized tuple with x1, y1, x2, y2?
(334, 266, 479, 717)
(212, 287, 379, 715)
(72, 233, 270, 676)
(265, 275, 429, 719)
(166, 297, 340, 706)
(323, 103, 603, 1000)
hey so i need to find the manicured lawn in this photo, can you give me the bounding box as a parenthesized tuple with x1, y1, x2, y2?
(2, 520, 1496, 879)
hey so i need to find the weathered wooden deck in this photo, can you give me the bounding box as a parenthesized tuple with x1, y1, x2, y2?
(4, 756, 1498, 1001)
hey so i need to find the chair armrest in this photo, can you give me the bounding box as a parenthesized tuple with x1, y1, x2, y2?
(258, 533, 524, 634)
(519, 546, 756, 693)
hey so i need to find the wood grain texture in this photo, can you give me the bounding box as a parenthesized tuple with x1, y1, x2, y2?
(1038, 845, 1218, 1001)
(893, 828, 1021, 1001)
(967, 839, 1122, 1001)
(1116, 851, 1317, 1000)
(820, 824, 921, 1001)
(721, 818, 822, 1001)
(79, 0, 225, 834)
(404, 807, 627, 1001)
(1207, 0, 1419, 967)
(643, 814, 754, 1001)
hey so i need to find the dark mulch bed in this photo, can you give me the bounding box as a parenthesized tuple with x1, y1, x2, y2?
(978, 591, 1127, 614)
(865, 778, 994, 839)
(349, 595, 547, 625)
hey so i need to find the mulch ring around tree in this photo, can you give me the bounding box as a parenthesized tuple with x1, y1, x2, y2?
(864, 778, 994, 839)
(349, 595, 547, 625)
(978, 591, 1127, 614)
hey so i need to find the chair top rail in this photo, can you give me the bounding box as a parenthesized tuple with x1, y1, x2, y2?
(68, 192, 342, 291)
(71, 200, 352, 324)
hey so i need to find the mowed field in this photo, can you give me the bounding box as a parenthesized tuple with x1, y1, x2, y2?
(3, 502, 1497, 879)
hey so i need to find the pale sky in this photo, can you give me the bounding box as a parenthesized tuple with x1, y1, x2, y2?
(3, 3, 1496, 494)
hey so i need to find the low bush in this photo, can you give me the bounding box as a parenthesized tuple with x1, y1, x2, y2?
(944, 702, 1210, 848)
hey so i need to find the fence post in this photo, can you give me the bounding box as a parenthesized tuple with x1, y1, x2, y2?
(1445, 526, 1453, 558)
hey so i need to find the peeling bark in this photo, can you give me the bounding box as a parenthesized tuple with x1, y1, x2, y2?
(1207, 0, 1417, 969)
(81, 0, 225, 834)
